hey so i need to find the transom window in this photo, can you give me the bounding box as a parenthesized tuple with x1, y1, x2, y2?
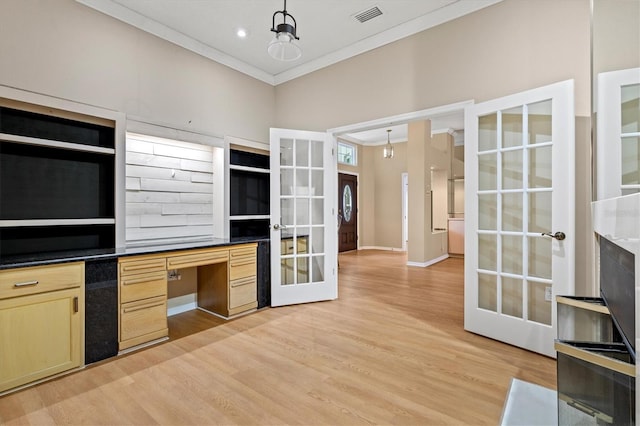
(337, 141, 357, 166)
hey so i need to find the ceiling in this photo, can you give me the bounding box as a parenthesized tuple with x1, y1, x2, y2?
(76, 0, 487, 145)
(77, 0, 501, 86)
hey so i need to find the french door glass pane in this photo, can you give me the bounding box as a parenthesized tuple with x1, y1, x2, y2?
(312, 256, 324, 283)
(502, 276, 523, 318)
(479, 194, 497, 230)
(297, 256, 309, 283)
(479, 153, 497, 190)
(528, 191, 552, 233)
(478, 234, 497, 270)
(478, 273, 497, 312)
(312, 170, 323, 196)
(281, 139, 294, 166)
(502, 235, 523, 275)
(621, 84, 640, 133)
(281, 258, 294, 285)
(502, 192, 523, 232)
(311, 227, 324, 253)
(479, 113, 498, 151)
(528, 236, 552, 280)
(528, 100, 552, 144)
(312, 199, 323, 225)
(296, 198, 309, 225)
(621, 136, 640, 185)
(528, 281, 552, 325)
(502, 107, 523, 148)
(529, 145, 552, 188)
(295, 169, 309, 191)
(281, 169, 293, 196)
(502, 150, 523, 190)
(311, 140, 323, 168)
(296, 139, 309, 166)
(281, 198, 293, 226)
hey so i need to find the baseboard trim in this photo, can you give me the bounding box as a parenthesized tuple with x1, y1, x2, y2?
(167, 299, 198, 317)
(406, 253, 449, 268)
(358, 246, 405, 252)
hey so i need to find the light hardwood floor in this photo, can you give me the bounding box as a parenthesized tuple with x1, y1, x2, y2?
(0, 251, 556, 425)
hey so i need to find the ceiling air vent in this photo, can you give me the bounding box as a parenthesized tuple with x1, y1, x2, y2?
(354, 6, 383, 23)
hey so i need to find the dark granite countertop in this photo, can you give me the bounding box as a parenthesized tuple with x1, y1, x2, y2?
(0, 236, 270, 270)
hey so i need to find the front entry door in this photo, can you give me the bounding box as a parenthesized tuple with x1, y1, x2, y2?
(270, 128, 338, 307)
(338, 173, 357, 252)
(464, 80, 575, 358)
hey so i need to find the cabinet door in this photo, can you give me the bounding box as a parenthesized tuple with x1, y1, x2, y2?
(0, 288, 83, 393)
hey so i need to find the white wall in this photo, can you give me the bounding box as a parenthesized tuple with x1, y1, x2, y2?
(125, 134, 225, 245)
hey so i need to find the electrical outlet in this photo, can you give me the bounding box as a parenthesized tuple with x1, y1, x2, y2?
(544, 286, 552, 302)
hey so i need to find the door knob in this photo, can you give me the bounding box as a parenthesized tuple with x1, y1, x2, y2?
(541, 231, 566, 241)
(273, 224, 288, 230)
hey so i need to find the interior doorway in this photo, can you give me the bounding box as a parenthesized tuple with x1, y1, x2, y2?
(338, 172, 358, 252)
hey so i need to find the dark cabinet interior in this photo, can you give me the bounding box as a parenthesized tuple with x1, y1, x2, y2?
(0, 104, 116, 258)
(229, 149, 270, 240)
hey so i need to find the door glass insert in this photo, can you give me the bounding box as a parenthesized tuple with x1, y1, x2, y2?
(528, 100, 552, 144)
(296, 198, 309, 225)
(502, 235, 523, 275)
(528, 145, 552, 188)
(528, 191, 552, 233)
(478, 273, 497, 312)
(296, 139, 309, 167)
(312, 256, 324, 283)
(502, 150, 523, 190)
(528, 281, 552, 325)
(621, 84, 640, 133)
(343, 184, 353, 222)
(621, 136, 640, 185)
(312, 170, 323, 196)
(280, 139, 294, 166)
(478, 194, 497, 230)
(479, 153, 497, 190)
(502, 192, 523, 232)
(311, 226, 324, 254)
(281, 257, 294, 285)
(502, 107, 524, 148)
(502, 276, 523, 318)
(479, 113, 498, 151)
(478, 234, 497, 270)
(528, 237, 552, 280)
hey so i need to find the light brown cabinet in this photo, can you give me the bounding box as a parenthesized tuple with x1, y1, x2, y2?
(118, 254, 168, 351)
(0, 262, 84, 394)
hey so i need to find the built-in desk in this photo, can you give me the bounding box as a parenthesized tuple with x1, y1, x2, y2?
(118, 243, 257, 351)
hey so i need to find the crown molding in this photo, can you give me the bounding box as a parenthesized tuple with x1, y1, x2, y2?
(77, 0, 501, 87)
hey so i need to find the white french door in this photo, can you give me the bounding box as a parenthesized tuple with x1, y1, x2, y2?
(597, 67, 640, 200)
(464, 80, 575, 357)
(270, 128, 337, 307)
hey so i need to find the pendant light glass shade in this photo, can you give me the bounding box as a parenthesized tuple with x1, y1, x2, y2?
(383, 129, 394, 159)
(269, 0, 301, 61)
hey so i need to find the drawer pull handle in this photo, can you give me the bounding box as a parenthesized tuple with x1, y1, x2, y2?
(14, 280, 39, 288)
(122, 274, 166, 285)
(231, 278, 255, 288)
(123, 301, 164, 313)
(231, 259, 255, 267)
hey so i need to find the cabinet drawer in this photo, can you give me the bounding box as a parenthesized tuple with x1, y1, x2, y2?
(229, 276, 256, 309)
(229, 257, 256, 281)
(120, 257, 166, 276)
(230, 245, 256, 259)
(120, 296, 167, 342)
(166, 249, 228, 269)
(120, 271, 167, 304)
(0, 262, 83, 300)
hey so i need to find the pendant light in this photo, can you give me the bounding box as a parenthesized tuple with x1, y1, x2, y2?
(383, 129, 394, 159)
(268, 0, 302, 61)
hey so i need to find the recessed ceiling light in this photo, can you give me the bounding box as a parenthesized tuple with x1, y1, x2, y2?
(237, 28, 247, 38)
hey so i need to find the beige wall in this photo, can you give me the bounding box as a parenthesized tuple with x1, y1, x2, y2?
(275, 0, 591, 131)
(592, 0, 640, 78)
(0, 0, 275, 143)
(371, 142, 407, 249)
